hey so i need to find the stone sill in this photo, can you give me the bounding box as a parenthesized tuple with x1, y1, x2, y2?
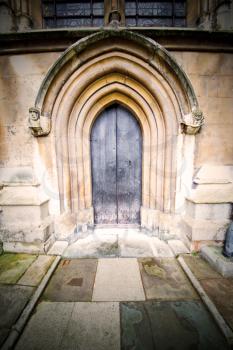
(0, 27, 232, 55)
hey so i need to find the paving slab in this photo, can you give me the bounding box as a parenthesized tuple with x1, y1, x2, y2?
(0, 285, 34, 347)
(43, 258, 98, 301)
(15, 302, 74, 350)
(47, 241, 68, 256)
(92, 258, 145, 301)
(201, 245, 233, 277)
(18, 255, 55, 286)
(0, 253, 37, 284)
(63, 234, 118, 258)
(183, 254, 221, 280)
(167, 239, 189, 256)
(200, 278, 233, 330)
(139, 257, 199, 301)
(121, 301, 230, 350)
(16, 301, 120, 350)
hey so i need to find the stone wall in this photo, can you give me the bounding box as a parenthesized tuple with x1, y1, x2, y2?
(0, 44, 232, 252)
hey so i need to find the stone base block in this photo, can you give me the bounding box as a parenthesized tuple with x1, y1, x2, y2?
(0, 216, 54, 243)
(3, 235, 55, 254)
(181, 214, 229, 242)
(201, 245, 233, 277)
(185, 200, 231, 221)
(0, 185, 50, 226)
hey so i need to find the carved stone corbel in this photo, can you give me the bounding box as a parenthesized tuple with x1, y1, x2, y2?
(29, 107, 51, 137)
(181, 108, 204, 135)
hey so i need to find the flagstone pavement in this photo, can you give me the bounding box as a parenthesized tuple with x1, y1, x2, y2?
(0, 252, 232, 349)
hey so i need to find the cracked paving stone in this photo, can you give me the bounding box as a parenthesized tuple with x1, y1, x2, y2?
(42, 258, 98, 301)
(139, 257, 199, 301)
(0, 284, 34, 347)
(200, 277, 233, 330)
(15, 301, 120, 350)
(120, 300, 230, 350)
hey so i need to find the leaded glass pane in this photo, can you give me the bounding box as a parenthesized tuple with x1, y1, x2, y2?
(42, 0, 104, 28)
(93, 2, 104, 16)
(56, 3, 91, 17)
(56, 17, 92, 27)
(125, 1, 137, 16)
(125, 17, 137, 26)
(44, 18, 55, 28)
(174, 18, 186, 27)
(175, 2, 186, 16)
(138, 2, 172, 17)
(93, 17, 104, 26)
(138, 17, 172, 26)
(125, 0, 186, 27)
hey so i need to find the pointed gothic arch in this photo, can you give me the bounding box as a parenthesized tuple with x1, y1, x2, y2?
(29, 30, 204, 232)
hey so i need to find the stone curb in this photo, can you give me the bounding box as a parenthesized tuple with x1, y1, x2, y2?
(177, 256, 233, 347)
(2, 256, 61, 350)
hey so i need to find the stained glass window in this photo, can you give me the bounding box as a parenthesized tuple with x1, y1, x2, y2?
(42, 0, 186, 28)
(125, 0, 186, 27)
(42, 0, 104, 28)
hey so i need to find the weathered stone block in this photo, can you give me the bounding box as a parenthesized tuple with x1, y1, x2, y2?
(186, 200, 231, 220)
(182, 214, 229, 242)
(201, 245, 233, 277)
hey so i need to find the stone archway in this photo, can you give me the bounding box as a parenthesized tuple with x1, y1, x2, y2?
(29, 30, 204, 234)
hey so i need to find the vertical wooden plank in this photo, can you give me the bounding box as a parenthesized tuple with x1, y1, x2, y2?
(116, 105, 142, 224)
(91, 105, 117, 224)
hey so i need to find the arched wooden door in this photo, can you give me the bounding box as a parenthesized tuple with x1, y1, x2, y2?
(91, 104, 142, 224)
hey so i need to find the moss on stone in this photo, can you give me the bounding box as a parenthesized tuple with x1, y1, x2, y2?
(142, 258, 167, 278)
(0, 253, 37, 284)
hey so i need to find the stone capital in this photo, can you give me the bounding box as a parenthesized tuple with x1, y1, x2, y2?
(29, 107, 51, 137)
(181, 108, 205, 135)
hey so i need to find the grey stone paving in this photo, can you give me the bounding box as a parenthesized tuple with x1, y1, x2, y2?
(2, 255, 232, 349)
(183, 254, 221, 280)
(0, 285, 34, 347)
(182, 254, 233, 331)
(43, 258, 98, 301)
(18, 255, 54, 286)
(200, 278, 233, 330)
(16, 302, 120, 350)
(0, 253, 36, 284)
(139, 257, 199, 301)
(92, 258, 145, 301)
(121, 301, 230, 350)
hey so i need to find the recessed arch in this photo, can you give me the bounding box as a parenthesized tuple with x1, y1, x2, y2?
(30, 30, 204, 232)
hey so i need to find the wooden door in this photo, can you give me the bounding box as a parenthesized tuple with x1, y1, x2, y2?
(91, 104, 142, 224)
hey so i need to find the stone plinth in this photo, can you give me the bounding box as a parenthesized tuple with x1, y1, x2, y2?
(201, 245, 233, 277)
(0, 184, 54, 253)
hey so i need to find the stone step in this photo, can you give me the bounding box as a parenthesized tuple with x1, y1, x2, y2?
(61, 230, 182, 258)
